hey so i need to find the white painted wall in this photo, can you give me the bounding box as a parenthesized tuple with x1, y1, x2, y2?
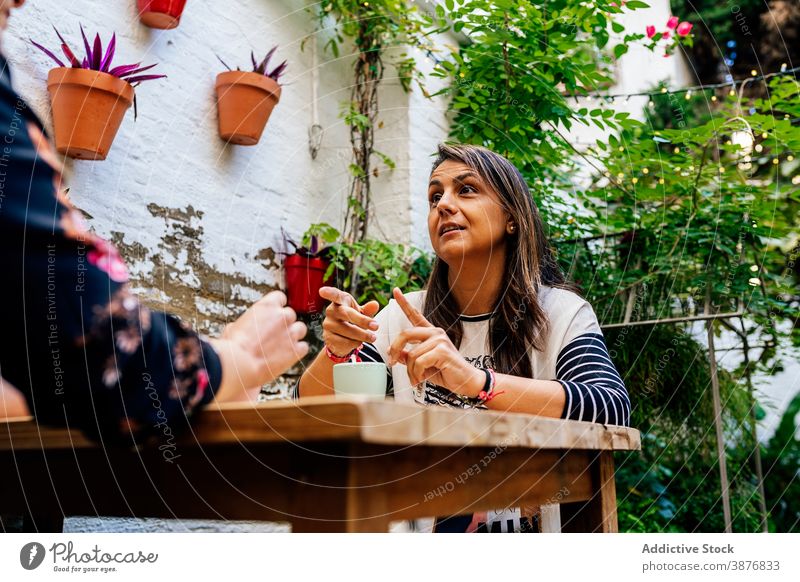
(4, 0, 452, 332)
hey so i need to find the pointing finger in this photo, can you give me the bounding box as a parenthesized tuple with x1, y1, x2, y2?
(393, 287, 432, 328)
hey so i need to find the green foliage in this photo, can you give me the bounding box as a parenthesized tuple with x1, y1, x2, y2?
(432, 0, 644, 195)
(671, 0, 762, 48)
(433, 0, 799, 532)
(610, 325, 765, 532)
(315, 0, 443, 90)
(314, 1, 447, 244)
(761, 390, 800, 532)
(571, 75, 800, 354)
(302, 223, 432, 306)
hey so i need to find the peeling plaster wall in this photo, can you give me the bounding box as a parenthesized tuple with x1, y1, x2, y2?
(5, 0, 454, 335)
(3, 2, 455, 532)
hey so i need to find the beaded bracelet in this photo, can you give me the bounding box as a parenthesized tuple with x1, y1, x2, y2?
(324, 344, 362, 363)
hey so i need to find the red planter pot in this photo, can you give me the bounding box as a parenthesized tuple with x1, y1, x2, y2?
(284, 254, 331, 315)
(137, 0, 187, 30)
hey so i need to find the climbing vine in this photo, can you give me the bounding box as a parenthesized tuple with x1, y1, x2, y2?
(314, 1, 445, 246)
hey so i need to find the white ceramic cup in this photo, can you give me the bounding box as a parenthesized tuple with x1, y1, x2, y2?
(332, 362, 387, 399)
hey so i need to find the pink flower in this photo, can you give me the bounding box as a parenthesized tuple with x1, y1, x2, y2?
(646, 25, 656, 38)
(667, 16, 679, 29)
(87, 239, 129, 283)
(662, 30, 671, 39)
(676, 21, 693, 36)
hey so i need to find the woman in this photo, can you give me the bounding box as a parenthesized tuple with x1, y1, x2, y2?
(299, 143, 630, 532)
(0, 0, 309, 444)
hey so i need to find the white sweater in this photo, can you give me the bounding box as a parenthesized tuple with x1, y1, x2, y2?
(360, 286, 630, 427)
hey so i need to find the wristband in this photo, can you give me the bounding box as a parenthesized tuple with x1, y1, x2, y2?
(476, 367, 503, 403)
(324, 344, 362, 363)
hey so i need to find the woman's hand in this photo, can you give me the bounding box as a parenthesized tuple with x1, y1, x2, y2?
(210, 290, 309, 402)
(387, 287, 484, 397)
(319, 286, 380, 356)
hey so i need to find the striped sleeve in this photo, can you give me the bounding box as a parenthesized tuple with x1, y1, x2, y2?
(555, 332, 630, 427)
(358, 342, 394, 397)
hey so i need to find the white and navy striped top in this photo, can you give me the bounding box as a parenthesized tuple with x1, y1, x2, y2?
(358, 286, 630, 427)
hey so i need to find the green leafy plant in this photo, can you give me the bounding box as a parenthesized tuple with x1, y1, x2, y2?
(761, 389, 800, 532)
(432, 0, 799, 531)
(302, 223, 432, 306)
(312, 1, 446, 247)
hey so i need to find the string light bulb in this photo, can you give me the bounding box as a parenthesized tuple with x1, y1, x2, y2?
(788, 155, 795, 162)
(731, 129, 755, 157)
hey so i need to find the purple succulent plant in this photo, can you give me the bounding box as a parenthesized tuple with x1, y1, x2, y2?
(31, 26, 166, 86)
(217, 46, 288, 83)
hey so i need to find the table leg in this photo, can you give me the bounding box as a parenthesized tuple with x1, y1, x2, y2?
(538, 504, 562, 533)
(559, 451, 618, 533)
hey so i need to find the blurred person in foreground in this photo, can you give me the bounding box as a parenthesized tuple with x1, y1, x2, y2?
(0, 0, 308, 444)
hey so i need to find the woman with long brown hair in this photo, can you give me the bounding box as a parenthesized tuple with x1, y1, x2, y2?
(299, 143, 630, 532)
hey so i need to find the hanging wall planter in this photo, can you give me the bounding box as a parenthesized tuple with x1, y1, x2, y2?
(137, 0, 188, 30)
(215, 48, 287, 146)
(32, 27, 166, 160)
(47, 68, 134, 160)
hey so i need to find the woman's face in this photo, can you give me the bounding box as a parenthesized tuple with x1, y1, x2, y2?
(427, 159, 510, 265)
(0, 0, 25, 33)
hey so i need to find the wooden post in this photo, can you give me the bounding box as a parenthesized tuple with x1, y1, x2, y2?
(705, 292, 733, 533)
(739, 315, 769, 532)
(538, 504, 562, 533)
(559, 451, 618, 533)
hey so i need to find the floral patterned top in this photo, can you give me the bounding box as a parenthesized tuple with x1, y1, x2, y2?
(0, 55, 221, 447)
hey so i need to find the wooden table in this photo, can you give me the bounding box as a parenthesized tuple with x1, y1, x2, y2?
(0, 396, 640, 532)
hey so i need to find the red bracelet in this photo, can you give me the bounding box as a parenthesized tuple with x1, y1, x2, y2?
(477, 367, 504, 403)
(324, 344, 362, 363)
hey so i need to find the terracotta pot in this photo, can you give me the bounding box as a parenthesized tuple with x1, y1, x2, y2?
(215, 71, 281, 146)
(47, 68, 134, 161)
(284, 254, 330, 314)
(137, 0, 187, 30)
